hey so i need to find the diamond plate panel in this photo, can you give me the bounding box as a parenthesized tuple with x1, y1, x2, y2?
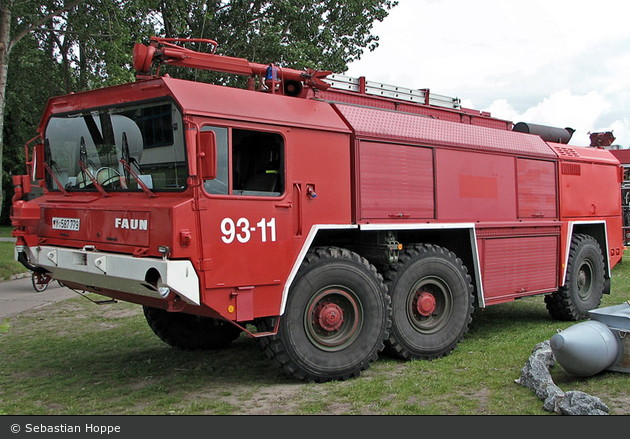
(335, 104, 556, 158)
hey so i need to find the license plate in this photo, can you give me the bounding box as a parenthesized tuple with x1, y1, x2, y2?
(52, 217, 80, 231)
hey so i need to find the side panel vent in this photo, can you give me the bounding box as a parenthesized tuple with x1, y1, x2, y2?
(555, 147, 580, 158)
(561, 163, 582, 176)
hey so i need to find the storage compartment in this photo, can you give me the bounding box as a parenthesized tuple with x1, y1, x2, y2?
(358, 141, 434, 220)
(480, 233, 559, 304)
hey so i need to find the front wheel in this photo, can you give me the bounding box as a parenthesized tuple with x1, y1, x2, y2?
(383, 244, 474, 360)
(143, 307, 242, 350)
(545, 234, 605, 321)
(260, 247, 390, 382)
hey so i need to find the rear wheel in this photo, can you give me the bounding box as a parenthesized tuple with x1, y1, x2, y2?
(260, 247, 390, 382)
(545, 234, 605, 321)
(143, 307, 242, 350)
(383, 244, 474, 360)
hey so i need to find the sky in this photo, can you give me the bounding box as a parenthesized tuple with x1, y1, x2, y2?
(344, 0, 630, 148)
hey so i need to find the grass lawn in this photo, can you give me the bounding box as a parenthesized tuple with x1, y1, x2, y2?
(1, 233, 629, 415)
(0, 225, 26, 280)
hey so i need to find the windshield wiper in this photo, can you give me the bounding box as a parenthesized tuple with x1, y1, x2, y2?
(78, 161, 109, 197)
(120, 159, 156, 198)
(43, 162, 69, 196)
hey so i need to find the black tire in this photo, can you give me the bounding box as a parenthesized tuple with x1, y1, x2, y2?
(545, 234, 605, 321)
(260, 246, 390, 382)
(382, 244, 474, 360)
(143, 306, 242, 350)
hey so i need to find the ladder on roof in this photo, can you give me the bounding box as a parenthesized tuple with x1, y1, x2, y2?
(323, 73, 462, 110)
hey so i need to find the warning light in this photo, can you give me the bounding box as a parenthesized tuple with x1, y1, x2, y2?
(228, 305, 235, 314)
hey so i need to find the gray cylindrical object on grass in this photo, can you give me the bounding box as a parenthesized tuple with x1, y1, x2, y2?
(550, 320, 618, 377)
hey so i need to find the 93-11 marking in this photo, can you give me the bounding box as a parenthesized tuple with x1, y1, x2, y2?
(221, 217, 276, 244)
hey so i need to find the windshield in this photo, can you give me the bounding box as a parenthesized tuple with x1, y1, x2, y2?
(44, 100, 187, 192)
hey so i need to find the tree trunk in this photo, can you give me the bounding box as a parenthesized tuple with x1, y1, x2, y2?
(0, 0, 83, 217)
(0, 2, 11, 211)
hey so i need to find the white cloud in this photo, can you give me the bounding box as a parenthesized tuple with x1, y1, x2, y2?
(486, 90, 612, 146)
(345, 0, 630, 147)
(608, 118, 630, 148)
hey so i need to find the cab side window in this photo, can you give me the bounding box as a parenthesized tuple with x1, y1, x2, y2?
(201, 126, 284, 197)
(233, 129, 284, 196)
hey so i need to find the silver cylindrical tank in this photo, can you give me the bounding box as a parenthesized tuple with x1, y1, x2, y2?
(550, 320, 619, 377)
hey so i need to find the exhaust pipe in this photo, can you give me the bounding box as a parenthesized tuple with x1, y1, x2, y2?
(16, 248, 47, 274)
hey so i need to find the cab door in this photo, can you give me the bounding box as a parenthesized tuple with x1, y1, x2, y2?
(197, 125, 298, 320)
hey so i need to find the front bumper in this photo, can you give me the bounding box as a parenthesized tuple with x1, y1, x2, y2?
(16, 245, 200, 305)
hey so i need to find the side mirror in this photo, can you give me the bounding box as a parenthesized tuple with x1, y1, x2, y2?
(32, 142, 45, 181)
(198, 130, 217, 180)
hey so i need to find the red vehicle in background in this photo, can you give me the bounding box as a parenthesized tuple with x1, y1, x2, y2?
(606, 137, 630, 246)
(10, 37, 624, 382)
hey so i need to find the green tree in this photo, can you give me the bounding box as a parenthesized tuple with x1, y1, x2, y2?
(1, 0, 155, 221)
(43, 0, 155, 92)
(1, 0, 397, 222)
(151, 0, 397, 73)
(0, 0, 84, 221)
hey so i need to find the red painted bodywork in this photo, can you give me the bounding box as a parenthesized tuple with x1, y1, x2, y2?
(10, 42, 624, 325)
(610, 148, 630, 244)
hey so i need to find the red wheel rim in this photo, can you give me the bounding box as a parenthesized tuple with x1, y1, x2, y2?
(305, 288, 363, 352)
(406, 276, 452, 333)
(415, 291, 436, 316)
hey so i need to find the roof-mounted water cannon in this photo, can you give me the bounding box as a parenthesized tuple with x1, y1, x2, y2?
(589, 131, 616, 148)
(132, 36, 332, 96)
(132, 41, 157, 76)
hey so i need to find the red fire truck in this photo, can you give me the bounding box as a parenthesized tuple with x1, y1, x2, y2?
(608, 146, 630, 245)
(10, 37, 624, 382)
